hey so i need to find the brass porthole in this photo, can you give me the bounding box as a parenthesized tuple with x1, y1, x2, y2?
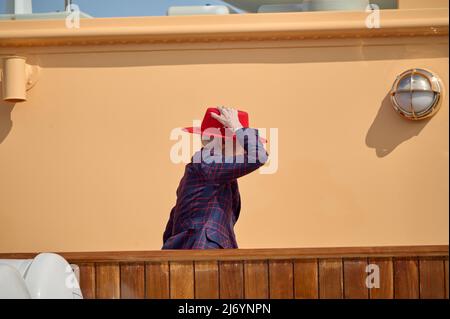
(390, 69, 442, 120)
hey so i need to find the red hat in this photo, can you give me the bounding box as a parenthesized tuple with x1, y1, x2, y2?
(183, 107, 267, 143)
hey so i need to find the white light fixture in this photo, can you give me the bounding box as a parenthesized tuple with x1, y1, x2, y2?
(390, 68, 442, 120)
(1, 55, 40, 103)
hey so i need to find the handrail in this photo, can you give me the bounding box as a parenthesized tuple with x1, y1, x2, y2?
(0, 245, 447, 262)
(0, 8, 448, 48)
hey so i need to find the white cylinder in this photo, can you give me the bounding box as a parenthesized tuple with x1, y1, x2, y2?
(14, 0, 33, 14)
(1, 56, 27, 102)
(258, 4, 305, 13)
(304, 0, 369, 11)
(167, 5, 230, 16)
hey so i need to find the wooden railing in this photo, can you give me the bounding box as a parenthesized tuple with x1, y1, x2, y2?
(1, 245, 448, 299)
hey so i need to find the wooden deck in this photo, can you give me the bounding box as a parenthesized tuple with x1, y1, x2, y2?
(1, 245, 448, 299)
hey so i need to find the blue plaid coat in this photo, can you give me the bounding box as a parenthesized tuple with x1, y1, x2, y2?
(162, 128, 268, 249)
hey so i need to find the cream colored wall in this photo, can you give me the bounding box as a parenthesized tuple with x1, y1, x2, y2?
(0, 13, 448, 253)
(399, 0, 449, 9)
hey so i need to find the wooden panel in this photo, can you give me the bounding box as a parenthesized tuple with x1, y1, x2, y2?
(78, 263, 96, 299)
(344, 258, 368, 299)
(294, 259, 318, 299)
(170, 261, 194, 299)
(419, 258, 445, 299)
(319, 259, 343, 299)
(445, 258, 449, 299)
(1, 246, 447, 300)
(368, 258, 394, 299)
(96, 263, 120, 299)
(394, 258, 419, 299)
(120, 263, 145, 299)
(269, 260, 294, 299)
(194, 261, 219, 299)
(244, 260, 269, 299)
(219, 261, 244, 299)
(145, 262, 170, 299)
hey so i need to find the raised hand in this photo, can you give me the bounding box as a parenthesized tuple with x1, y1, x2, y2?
(210, 106, 243, 132)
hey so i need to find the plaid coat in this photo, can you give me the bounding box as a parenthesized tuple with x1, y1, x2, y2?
(162, 128, 268, 249)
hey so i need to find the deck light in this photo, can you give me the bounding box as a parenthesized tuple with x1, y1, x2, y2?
(390, 69, 442, 120)
(1, 56, 40, 103)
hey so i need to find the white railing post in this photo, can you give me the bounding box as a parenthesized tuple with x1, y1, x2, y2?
(13, 0, 33, 14)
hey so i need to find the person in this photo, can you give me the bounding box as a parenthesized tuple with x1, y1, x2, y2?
(162, 106, 268, 249)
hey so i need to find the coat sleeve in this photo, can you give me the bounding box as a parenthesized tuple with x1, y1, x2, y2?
(198, 128, 268, 183)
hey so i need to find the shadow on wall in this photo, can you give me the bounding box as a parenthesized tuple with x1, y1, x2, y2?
(36, 43, 448, 69)
(0, 81, 15, 143)
(365, 93, 431, 157)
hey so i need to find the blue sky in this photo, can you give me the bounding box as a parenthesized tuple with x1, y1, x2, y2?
(0, 0, 399, 16)
(0, 0, 245, 16)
